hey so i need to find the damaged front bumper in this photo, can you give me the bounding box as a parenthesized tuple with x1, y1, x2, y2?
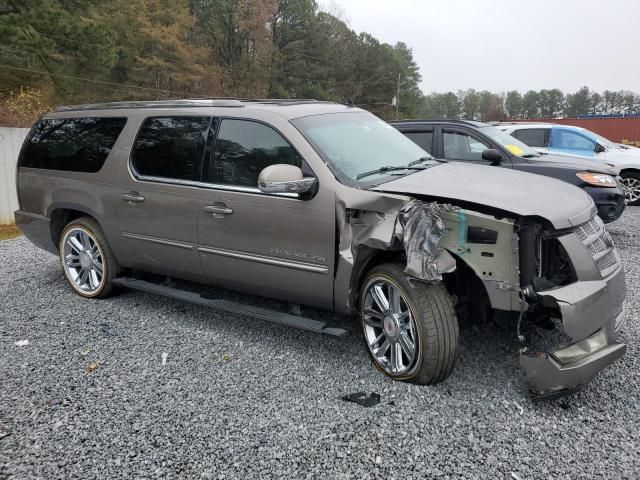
(520, 259, 626, 398)
(521, 332, 626, 401)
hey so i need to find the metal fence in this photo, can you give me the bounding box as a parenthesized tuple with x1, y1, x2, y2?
(0, 128, 29, 225)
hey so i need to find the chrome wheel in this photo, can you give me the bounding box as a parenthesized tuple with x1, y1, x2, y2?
(620, 176, 640, 204)
(362, 278, 418, 375)
(62, 228, 105, 294)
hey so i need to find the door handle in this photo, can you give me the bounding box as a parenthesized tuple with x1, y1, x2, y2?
(204, 204, 233, 216)
(121, 192, 145, 203)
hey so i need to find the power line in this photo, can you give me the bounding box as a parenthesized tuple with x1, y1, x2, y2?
(15, 23, 401, 78)
(0, 39, 380, 91)
(0, 63, 205, 97)
(0, 34, 404, 97)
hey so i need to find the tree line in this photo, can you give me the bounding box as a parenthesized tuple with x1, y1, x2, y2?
(0, 0, 423, 124)
(423, 87, 640, 122)
(1, 1, 638, 126)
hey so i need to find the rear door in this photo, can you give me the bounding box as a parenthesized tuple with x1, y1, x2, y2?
(512, 128, 550, 153)
(116, 115, 211, 278)
(196, 117, 335, 309)
(400, 128, 436, 156)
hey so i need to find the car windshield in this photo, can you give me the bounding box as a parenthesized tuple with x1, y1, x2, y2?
(480, 126, 541, 158)
(291, 112, 436, 185)
(590, 131, 617, 149)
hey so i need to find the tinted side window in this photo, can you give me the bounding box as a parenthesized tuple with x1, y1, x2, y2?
(443, 130, 490, 161)
(513, 129, 547, 147)
(20, 117, 126, 172)
(210, 119, 302, 187)
(404, 131, 434, 154)
(132, 116, 209, 182)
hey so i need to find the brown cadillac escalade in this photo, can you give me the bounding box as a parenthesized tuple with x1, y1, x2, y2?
(15, 99, 627, 399)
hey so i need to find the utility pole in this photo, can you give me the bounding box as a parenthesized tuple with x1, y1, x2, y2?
(396, 72, 401, 120)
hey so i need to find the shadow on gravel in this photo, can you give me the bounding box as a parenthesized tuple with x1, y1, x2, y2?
(100, 271, 526, 400)
(35, 252, 531, 400)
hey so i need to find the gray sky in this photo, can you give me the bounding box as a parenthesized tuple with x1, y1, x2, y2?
(324, 0, 640, 94)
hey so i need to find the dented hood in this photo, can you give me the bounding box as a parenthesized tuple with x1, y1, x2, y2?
(371, 162, 595, 229)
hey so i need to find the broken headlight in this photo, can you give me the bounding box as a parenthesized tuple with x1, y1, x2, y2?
(550, 330, 608, 365)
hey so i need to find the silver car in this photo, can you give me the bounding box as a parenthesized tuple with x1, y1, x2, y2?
(15, 99, 627, 399)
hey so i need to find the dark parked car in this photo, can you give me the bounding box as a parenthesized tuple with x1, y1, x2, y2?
(15, 100, 626, 398)
(391, 119, 625, 223)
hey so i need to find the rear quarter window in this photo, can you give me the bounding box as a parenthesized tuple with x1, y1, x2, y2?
(131, 116, 210, 182)
(513, 128, 547, 148)
(403, 131, 434, 154)
(20, 117, 127, 172)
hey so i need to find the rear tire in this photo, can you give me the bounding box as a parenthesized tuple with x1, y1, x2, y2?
(359, 263, 459, 385)
(59, 217, 119, 298)
(620, 171, 640, 206)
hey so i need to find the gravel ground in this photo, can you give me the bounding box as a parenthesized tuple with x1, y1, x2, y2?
(1, 209, 639, 479)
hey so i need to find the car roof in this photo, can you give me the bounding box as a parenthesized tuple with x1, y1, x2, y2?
(390, 119, 490, 128)
(45, 98, 361, 121)
(498, 122, 587, 131)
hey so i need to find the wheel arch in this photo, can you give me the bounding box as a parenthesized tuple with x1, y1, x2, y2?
(348, 246, 492, 324)
(49, 205, 100, 251)
(348, 247, 404, 313)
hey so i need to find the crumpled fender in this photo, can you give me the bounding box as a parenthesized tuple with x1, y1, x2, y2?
(333, 188, 459, 313)
(333, 189, 513, 314)
(399, 200, 456, 280)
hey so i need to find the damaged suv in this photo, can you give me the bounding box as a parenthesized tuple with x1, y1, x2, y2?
(16, 100, 626, 398)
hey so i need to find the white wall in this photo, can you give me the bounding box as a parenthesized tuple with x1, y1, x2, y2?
(0, 127, 29, 224)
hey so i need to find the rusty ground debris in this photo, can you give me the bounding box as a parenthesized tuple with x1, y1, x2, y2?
(0, 224, 22, 241)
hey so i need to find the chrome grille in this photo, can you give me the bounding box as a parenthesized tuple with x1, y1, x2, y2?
(597, 250, 618, 274)
(575, 216, 620, 277)
(575, 215, 603, 243)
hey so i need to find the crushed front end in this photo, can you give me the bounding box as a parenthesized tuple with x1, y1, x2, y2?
(517, 214, 626, 399)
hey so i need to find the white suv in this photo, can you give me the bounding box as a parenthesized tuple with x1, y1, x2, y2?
(498, 123, 640, 205)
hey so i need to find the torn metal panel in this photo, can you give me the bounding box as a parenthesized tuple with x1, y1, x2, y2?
(519, 240, 626, 395)
(334, 186, 524, 313)
(537, 277, 625, 340)
(398, 199, 455, 281)
(332, 185, 409, 313)
(438, 207, 521, 311)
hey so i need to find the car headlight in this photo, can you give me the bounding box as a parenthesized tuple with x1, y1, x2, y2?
(550, 330, 608, 365)
(576, 172, 617, 187)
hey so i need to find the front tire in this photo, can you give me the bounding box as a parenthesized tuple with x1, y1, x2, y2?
(59, 217, 119, 298)
(360, 263, 459, 385)
(620, 171, 640, 206)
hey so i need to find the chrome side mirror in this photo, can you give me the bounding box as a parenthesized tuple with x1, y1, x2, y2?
(258, 164, 317, 194)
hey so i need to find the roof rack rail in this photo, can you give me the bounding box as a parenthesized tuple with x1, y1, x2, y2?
(389, 118, 486, 125)
(185, 97, 321, 103)
(244, 98, 320, 104)
(189, 97, 329, 106)
(55, 97, 336, 112)
(55, 99, 245, 112)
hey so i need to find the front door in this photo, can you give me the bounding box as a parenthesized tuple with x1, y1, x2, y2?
(548, 127, 597, 158)
(441, 128, 513, 168)
(116, 115, 211, 278)
(197, 118, 335, 309)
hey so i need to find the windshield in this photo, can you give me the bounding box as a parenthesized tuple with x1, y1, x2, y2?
(480, 126, 541, 157)
(291, 112, 435, 185)
(591, 131, 617, 149)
